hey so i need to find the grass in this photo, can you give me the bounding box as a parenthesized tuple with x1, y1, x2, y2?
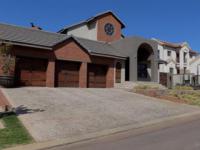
(0, 114, 33, 150)
(134, 84, 159, 90)
(172, 92, 200, 106)
(173, 85, 193, 90)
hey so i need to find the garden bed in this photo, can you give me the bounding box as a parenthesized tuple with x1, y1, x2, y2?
(134, 85, 200, 107)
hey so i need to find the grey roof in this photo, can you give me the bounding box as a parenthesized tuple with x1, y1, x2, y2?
(0, 23, 69, 49)
(58, 11, 125, 33)
(74, 37, 127, 58)
(0, 23, 126, 58)
(111, 36, 158, 56)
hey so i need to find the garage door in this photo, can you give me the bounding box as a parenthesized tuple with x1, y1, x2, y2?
(56, 61, 80, 87)
(15, 57, 47, 86)
(88, 64, 108, 88)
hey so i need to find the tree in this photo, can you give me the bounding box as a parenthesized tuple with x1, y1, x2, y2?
(0, 43, 15, 75)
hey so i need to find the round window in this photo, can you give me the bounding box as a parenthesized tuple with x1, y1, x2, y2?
(104, 23, 115, 36)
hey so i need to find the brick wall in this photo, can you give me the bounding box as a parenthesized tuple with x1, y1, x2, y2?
(97, 13, 122, 42)
(3, 39, 117, 88)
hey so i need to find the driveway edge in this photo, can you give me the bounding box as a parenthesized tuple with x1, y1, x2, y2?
(4, 110, 200, 150)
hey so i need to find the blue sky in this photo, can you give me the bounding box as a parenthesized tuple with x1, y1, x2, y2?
(0, 0, 199, 51)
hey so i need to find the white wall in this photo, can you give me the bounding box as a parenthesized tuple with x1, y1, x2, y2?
(67, 21, 97, 40)
(158, 45, 177, 74)
(157, 44, 193, 75)
(179, 46, 190, 73)
(190, 56, 200, 75)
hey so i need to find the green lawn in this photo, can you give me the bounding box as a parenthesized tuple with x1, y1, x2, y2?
(0, 114, 33, 149)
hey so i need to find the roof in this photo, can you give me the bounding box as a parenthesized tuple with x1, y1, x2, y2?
(0, 22, 126, 59)
(111, 36, 158, 56)
(74, 37, 126, 58)
(153, 38, 199, 54)
(0, 23, 70, 49)
(153, 39, 182, 49)
(58, 11, 125, 33)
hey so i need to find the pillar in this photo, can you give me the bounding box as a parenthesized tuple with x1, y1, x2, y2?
(79, 62, 87, 88)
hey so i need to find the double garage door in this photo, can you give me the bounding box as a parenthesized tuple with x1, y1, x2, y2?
(16, 57, 108, 88)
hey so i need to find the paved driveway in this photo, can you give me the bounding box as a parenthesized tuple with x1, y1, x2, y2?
(2, 88, 200, 142)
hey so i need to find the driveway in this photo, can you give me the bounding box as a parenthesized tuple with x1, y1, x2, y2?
(2, 88, 200, 142)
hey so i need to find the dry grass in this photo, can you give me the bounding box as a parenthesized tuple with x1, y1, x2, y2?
(134, 84, 159, 90)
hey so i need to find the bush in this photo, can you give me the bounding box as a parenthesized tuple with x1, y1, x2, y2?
(134, 84, 160, 91)
(173, 85, 193, 90)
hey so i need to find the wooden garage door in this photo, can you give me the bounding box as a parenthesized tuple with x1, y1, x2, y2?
(56, 61, 80, 87)
(15, 57, 47, 86)
(88, 64, 108, 88)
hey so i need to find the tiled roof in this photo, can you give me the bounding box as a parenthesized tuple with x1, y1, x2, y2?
(0, 23, 69, 49)
(0, 23, 126, 58)
(74, 37, 126, 58)
(58, 11, 125, 33)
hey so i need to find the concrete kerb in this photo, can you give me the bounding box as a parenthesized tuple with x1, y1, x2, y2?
(4, 110, 200, 150)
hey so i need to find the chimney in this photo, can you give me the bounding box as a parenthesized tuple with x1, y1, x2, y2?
(30, 22, 42, 30)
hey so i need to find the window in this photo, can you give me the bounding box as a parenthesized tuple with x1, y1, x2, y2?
(176, 53, 180, 63)
(157, 50, 160, 58)
(184, 67, 187, 74)
(177, 68, 180, 74)
(167, 51, 171, 56)
(170, 68, 174, 74)
(184, 52, 187, 63)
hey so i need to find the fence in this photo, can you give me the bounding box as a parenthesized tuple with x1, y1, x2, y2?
(160, 73, 200, 89)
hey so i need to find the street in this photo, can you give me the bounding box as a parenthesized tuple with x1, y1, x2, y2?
(46, 118, 200, 150)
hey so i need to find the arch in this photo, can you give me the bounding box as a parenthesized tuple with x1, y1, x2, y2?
(137, 43, 154, 81)
(115, 62, 122, 83)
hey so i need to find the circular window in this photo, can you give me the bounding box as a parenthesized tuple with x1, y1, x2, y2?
(104, 23, 115, 36)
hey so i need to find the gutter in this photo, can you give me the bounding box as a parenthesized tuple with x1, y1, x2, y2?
(0, 40, 52, 50)
(91, 52, 127, 60)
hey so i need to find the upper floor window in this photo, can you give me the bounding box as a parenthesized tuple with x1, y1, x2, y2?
(177, 53, 180, 63)
(184, 52, 187, 63)
(157, 50, 160, 58)
(167, 51, 171, 57)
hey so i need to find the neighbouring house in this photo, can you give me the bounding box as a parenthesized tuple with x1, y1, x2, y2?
(153, 39, 199, 86)
(0, 11, 199, 88)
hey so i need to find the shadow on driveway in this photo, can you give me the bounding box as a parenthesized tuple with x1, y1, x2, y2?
(15, 105, 45, 115)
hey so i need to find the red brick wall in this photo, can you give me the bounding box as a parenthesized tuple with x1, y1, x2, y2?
(5, 40, 116, 88)
(54, 39, 91, 62)
(79, 62, 87, 88)
(46, 59, 55, 87)
(97, 13, 122, 42)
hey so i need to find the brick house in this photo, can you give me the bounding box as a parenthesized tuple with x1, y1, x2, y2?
(0, 12, 126, 88)
(0, 11, 164, 88)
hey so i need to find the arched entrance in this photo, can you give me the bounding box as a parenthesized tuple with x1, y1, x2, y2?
(115, 62, 121, 83)
(137, 43, 154, 81)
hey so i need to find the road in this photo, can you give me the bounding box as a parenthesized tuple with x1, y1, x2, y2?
(46, 118, 200, 150)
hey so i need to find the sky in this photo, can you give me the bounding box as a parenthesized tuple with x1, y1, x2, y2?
(0, 0, 200, 51)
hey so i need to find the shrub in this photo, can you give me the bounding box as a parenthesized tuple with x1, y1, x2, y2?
(173, 85, 193, 90)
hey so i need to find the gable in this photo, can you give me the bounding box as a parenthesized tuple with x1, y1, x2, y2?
(97, 13, 122, 42)
(54, 39, 91, 62)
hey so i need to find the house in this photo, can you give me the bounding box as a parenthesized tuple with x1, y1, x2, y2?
(153, 39, 199, 86)
(0, 11, 198, 88)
